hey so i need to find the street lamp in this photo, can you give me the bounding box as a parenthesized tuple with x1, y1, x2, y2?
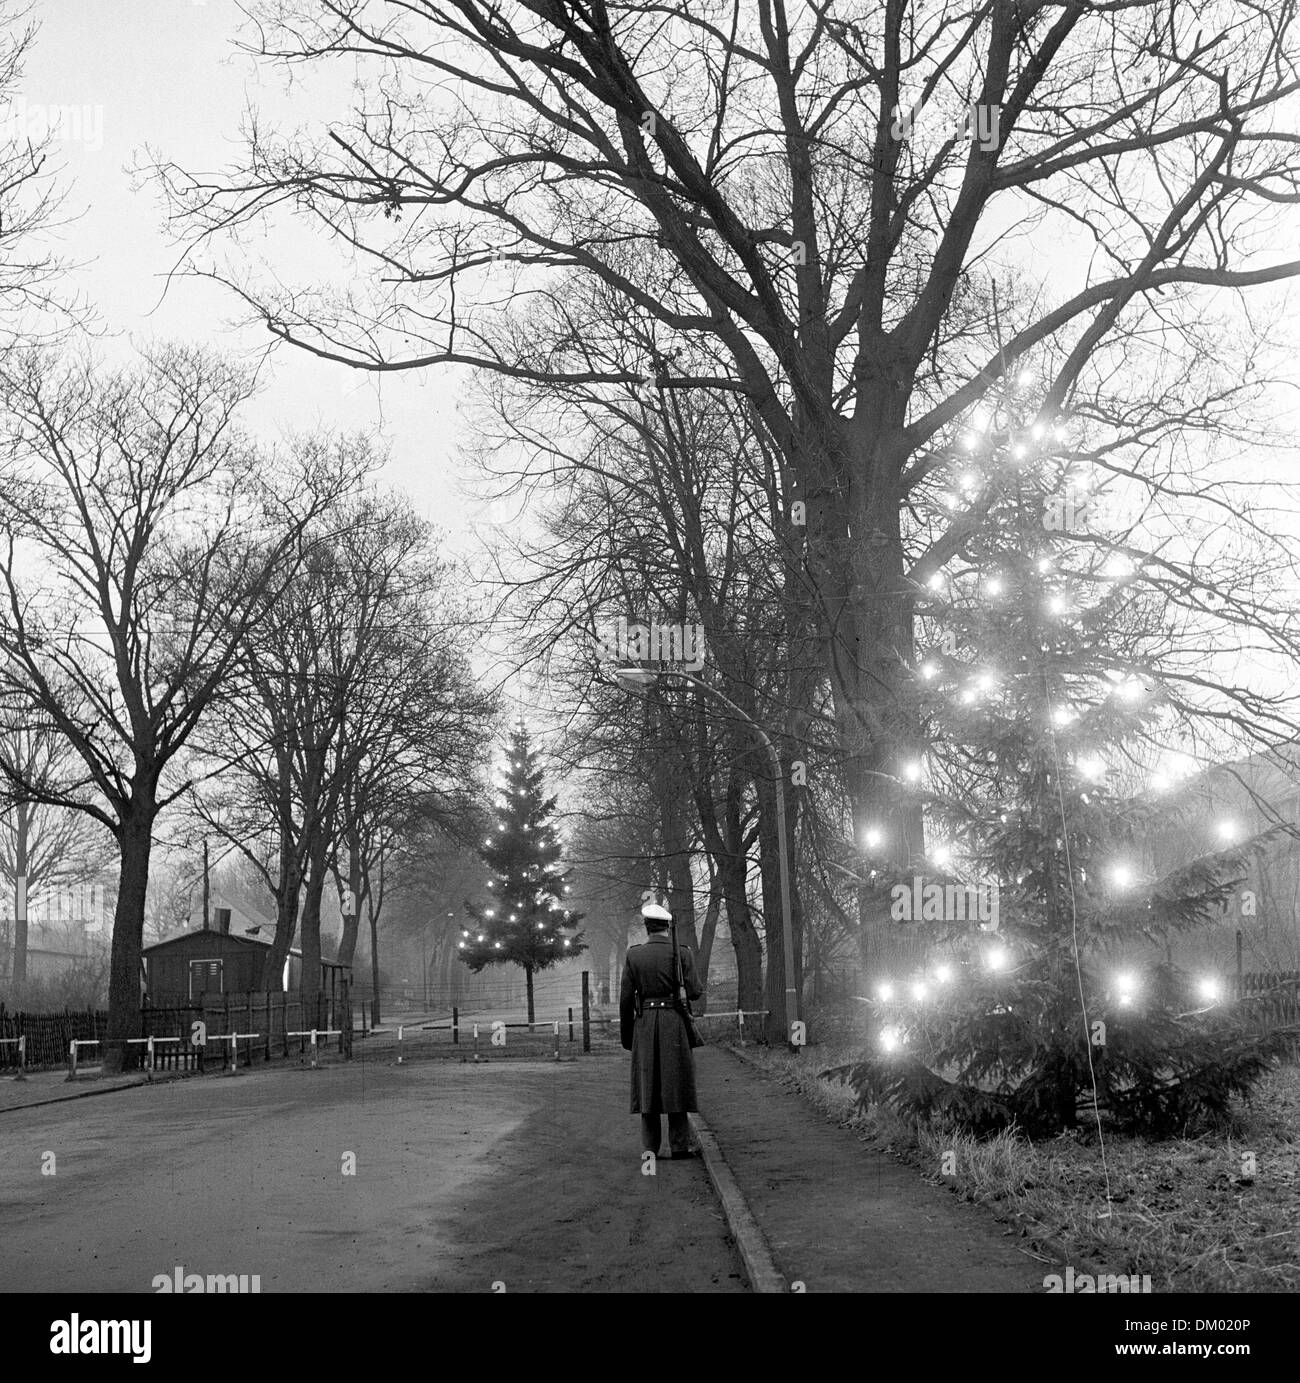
(611, 665, 800, 1051)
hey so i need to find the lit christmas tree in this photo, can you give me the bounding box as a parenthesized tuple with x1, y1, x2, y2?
(460, 722, 585, 1023)
(842, 412, 1291, 1140)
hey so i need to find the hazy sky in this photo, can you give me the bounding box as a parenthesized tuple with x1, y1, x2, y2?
(22, 0, 483, 549)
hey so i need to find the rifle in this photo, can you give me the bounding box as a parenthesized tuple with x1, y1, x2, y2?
(669, 914, 705, 1049)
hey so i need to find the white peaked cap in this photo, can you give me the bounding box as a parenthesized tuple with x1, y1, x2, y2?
(641, 902, 673, 923)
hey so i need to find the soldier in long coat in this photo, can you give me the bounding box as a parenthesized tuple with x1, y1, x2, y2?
(619, 901, 703, 1158)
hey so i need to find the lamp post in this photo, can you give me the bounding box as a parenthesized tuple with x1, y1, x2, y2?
(611, 665, 800, 1051)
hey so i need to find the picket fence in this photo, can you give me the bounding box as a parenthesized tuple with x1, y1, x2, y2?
(0, 991, 351, 1072)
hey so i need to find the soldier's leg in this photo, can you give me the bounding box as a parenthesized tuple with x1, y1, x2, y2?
(667, 1112, 691, 1154)
(640, 1113, 661, 1154)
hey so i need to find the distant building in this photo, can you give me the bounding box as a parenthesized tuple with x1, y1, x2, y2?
(142, 907, 351, 1002)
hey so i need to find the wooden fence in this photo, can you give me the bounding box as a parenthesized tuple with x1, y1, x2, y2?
(0, 990, 351, 1072)
(1239, 971, 1300, 1035)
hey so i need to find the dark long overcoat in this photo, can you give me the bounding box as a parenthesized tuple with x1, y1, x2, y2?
(619, 933, 703, 1114)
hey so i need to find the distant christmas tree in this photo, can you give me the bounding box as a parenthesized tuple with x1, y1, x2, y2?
(460, 723, 585, 1022)
(841, 425, 1291, 1139)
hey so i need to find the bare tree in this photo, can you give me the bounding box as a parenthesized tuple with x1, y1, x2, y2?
(0, 345, 359, 1069)
(0, 714, 115, 983)
(194, 489, 491, 996)
(149, 3, 1300, 1036)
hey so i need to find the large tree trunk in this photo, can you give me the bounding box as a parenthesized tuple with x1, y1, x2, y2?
(715, 847, 763, 1015)
(103, 808, 154, 1074)
(297, 837, 329, 999)
(11, 803, 28, 986)
(261, 812, 303, 991)
(368, 890, 382, 1025)
(335, 831, 362, 967)
(804, 415, 925, 951)
(756, 771, 803, 1045)
(694, 887, 721, 1015)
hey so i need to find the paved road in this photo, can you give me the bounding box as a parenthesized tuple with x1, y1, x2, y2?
(0, 1055, 746, 1294)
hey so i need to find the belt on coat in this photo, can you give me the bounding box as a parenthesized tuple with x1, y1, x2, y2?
(641, 999, 675, 1009)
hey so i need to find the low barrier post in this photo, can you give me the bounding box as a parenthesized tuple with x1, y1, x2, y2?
(473, 1022, 480, 1063)
(68, 1039, 78, 1081)
(16, 1034, 26, 1081)
(452, 1007, 459, 1045)
(582, 972, 590, 1054)
(310, 1029, 318, 1069)
(553, 1019, 560, 1061)
(738, 1009, 745, 1046)
(397, 1025, 404, 1065)
(568, 1007, 574, 1042)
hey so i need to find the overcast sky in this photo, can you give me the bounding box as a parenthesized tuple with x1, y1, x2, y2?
(22, 0, 482, 547)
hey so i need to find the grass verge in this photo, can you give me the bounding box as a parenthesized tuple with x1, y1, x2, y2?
(731, 1039, 1300, 1292)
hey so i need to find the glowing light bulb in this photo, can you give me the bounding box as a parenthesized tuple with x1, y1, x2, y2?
(477, 934, 485, 942)
(960, 686, 977, 704)
(1115, 972, 1138, 1000)
(1197, 977, 1220, 1003)
(1109, 863, 1133, 889)
(1151, 773, 1170, 794)
(1031, 423, 1045, 441)
(1115, 679, 1145, 702)
(1016, 368, 1034, 387)
(877, 982, 895, 1001)
(537, 921, 545, 929)
(1216, 820, 1240, 843)
(910, 981, 927, 1001)
(960, 471, 980, 492)
(458, 941, 465, 949)
(564, 939, 571, 947)
(1103, 553, 1135, 580)
(986, 946, 1008, 971)
(976, 672, 995, 691)
(1051, 706, 1073, 727)
(927, 571, 945, 590)
(494, 941, 501, 949)
(943, 493, 959, 510)
(931, 843, 952, 867)
(863, 826, 883, 849)
(1077, 756, 1105, 781)
(1012, 443, 1027, 460)
(485, 909, 495, 918)
(986, 577, 1003, 597)
(879, 1026, 902, 1053)
(960, 433, 977, 451)
(902, 759, 923, 782)
(1037, 557, 1053, 573)
(1046, 594, 1068, 616)
(972, 407, 990, 430)
(919, 661, 938, 680)
(934, 964, 953, 984)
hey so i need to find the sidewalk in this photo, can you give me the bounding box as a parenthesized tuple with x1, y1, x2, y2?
(693, 1045, 1047, 1292)
(0, 1066, 152, 1114)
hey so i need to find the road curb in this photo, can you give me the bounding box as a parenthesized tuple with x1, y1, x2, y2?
(0, 1075, 154, 1114)
(689, 1109, 790, 1294)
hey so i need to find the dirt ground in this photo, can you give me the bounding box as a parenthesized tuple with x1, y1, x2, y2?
(0, 1054, 745, 1293)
